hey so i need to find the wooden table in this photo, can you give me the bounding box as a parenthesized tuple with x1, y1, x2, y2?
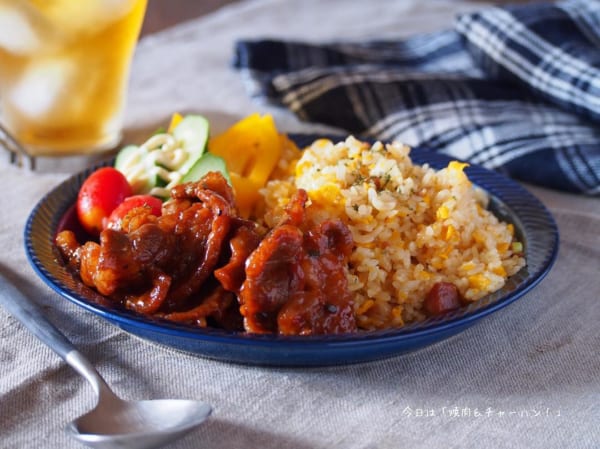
(142, 0, 240, 36)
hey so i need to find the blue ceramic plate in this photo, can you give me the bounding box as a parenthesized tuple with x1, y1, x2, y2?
(25, 134, 558, 366)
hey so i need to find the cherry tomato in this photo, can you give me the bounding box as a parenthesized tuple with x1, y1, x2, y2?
(104, 194, 163, 230)
(77, 167, 133, 236)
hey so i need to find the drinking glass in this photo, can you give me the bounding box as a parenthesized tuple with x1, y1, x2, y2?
(0, 0, 147, 157)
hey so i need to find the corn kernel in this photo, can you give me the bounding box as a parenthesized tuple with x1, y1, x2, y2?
(492, 265, 507, 277)
(468, 274, 491, 290)
(497, 242, 509, 253)
(444, 224, 456, 241)
(313, 138, 332, 149)
(448, 161, 470, 172)
(436, 205, 450, 220)
(417, 270, 431, 280)
(448, 161, 471, 184)
(431, 260, 444, 270)
(439, 245, 453, 259)
(460, 261, 476, 271)
(472, 229, 486, 244)
(295, 161, 310, 177)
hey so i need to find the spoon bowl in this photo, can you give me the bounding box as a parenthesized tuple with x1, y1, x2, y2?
(0, 271, 212, 449)
(66, 398, 211, 449)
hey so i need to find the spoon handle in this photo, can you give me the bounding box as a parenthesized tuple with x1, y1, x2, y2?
(0, 271, 115, 398)
(0, 271, 75, 360)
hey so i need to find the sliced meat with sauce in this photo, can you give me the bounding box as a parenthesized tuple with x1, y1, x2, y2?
(56, 177, 357, 335)
(55, 173, 260, 330)
(239, 189, 357, 335)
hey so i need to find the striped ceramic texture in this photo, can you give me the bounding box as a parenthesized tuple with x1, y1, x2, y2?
(24, 135, 558, 366)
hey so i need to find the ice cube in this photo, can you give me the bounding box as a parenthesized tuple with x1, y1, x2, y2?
(93, 0, 138, 23)
(9, 58, 74, 119)
(0, 4, 43, 54)
(36, 0, 137, 35)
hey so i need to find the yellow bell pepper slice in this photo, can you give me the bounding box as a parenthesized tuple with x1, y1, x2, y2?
(209, 113, 283, 217)
(167, 112, 184, 133)
(229, 173, 262, 219)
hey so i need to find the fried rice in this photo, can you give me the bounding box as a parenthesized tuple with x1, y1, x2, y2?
(258, 136, 526, 330)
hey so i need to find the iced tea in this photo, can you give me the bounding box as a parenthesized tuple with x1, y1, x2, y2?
(0, 0, 147, 155)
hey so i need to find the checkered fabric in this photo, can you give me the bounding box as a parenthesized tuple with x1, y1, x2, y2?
(234, 0, 600, 195)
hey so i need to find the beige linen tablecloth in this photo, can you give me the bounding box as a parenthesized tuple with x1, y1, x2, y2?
(1, 1, 599, 448)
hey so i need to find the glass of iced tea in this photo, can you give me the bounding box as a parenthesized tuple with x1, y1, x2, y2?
(0, 0, 147, 156)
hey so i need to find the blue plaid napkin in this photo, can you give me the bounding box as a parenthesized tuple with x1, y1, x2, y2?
(234, 0, 600, 195)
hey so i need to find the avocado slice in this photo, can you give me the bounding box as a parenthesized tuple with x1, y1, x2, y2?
(182, 152, 231, 185)
(114, 114, 210, 195)
(114, 144, 140, 169)
(172, 114, 210, 176)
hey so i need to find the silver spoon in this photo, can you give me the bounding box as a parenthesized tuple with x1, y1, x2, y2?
(0, 271, 212, 449)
